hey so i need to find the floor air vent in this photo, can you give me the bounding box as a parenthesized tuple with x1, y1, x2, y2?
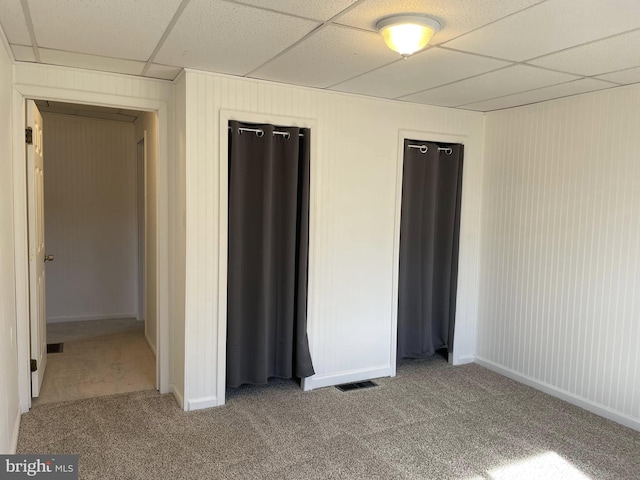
(336, 380, 378, 392)
(47, 343, 64, 353)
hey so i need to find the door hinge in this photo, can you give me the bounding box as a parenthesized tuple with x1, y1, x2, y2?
(30, 359, 37, 372)
(25, 127, 33, 145)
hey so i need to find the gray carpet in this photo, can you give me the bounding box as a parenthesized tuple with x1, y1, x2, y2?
(17, 358, 640, 479)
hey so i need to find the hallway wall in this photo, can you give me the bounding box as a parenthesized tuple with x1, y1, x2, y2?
(134, 112, 158, 354)
(43, 113, 137, 323)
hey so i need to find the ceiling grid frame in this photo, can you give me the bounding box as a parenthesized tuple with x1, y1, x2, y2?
(1, 0, 639, 111)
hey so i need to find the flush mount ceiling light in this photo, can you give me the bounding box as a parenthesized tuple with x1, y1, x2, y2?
(376, 14, 441, 57)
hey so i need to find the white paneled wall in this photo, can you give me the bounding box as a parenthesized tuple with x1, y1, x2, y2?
(478, 85, 640, 429)
(0, 40, 19, 453)
(13, 63, 173, 104)
(43, 113, 137, 322)
(182, 70, 485, 409)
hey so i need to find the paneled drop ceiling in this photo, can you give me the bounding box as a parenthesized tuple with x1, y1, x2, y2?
(2, 0, 640, 111)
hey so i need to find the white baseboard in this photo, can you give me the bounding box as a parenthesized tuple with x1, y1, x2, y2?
(475, 356, 640, 432)
(144, 331, 157, 357)
(46, 313, 136, 324)
(10, 405, 20, 454)
(302, 365, 393, 391)
(170, 384, 184, 410)
(186, 395, 219, 411)
(452, 354, 474, 366)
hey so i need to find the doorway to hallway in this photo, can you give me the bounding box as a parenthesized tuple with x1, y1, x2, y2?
(26, 100, 158, 405)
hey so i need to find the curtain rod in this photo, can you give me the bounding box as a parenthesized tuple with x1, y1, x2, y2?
(228, 126, 305, 139)
(408, 144, 453, 155)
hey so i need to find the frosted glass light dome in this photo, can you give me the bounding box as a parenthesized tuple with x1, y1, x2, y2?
(376, 15, 441, 57)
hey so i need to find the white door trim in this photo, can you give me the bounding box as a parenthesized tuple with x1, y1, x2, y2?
(136, 134, 147, 324)
(12, 85, 171, 412)
(391, 129, 469, 376)
(216, 110, 319, 406)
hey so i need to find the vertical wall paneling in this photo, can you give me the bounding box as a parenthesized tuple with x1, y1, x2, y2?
(44, 114, 137, 322)
(477, 85, 640, 430)
(182, 70, 485, 409)
(0, 38, 20, 453)
(13, 63, 173, 104)
(11, 62, 174, 410)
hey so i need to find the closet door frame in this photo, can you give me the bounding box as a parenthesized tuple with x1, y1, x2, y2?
(217, 110, 318, 405)
(391, 130, 469, 375)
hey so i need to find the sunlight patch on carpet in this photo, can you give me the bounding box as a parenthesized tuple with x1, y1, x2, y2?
(488, 451, 590, 480)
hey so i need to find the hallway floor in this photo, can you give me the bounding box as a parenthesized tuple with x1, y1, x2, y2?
(33, 318, 155, 406)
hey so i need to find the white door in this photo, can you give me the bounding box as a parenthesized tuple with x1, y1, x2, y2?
(27, 99, 48, 397)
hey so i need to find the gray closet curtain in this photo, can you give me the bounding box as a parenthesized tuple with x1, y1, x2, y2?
(397, 140, 463, 360)
(227, 121, 315, 387)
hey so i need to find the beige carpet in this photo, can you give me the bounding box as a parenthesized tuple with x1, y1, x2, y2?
(18, 357, 640, 479)
(34, 319, 155, 406)
(46, 317, 148, 344)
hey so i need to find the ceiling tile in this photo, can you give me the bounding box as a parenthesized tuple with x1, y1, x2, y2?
(36, 102, 81, 116)
(249, 24, 399, 88)
(331, 47, 511, 99)
(39, 49, 146, 76)
(71, 103, 124, 114)
(11, 44, 36, 62)
(144, 63, 183, 80)
(118, 108, 146, 117)
(81, 111, 138, 123)
(400, 65, 579, 107)
(40, 106, 79, 116)
(528, 30, 640, 77)
(595, 66, 640, 85)
(155, 0, 319, 75)
(333, 0, 544, 43)
(234, 0, 358, 21)
(445, 0, 640, 61)
(37, 101, 143, 122)
(0, 1, 31, 45)
(462, 78, 614, 111)
(29, 0, 183, 61)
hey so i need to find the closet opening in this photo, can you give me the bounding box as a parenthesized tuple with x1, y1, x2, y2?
(397, 139, 464, 364)
(225, 121, 315, 398)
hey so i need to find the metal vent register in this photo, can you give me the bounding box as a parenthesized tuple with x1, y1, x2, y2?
(335, 381, 378, 392)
